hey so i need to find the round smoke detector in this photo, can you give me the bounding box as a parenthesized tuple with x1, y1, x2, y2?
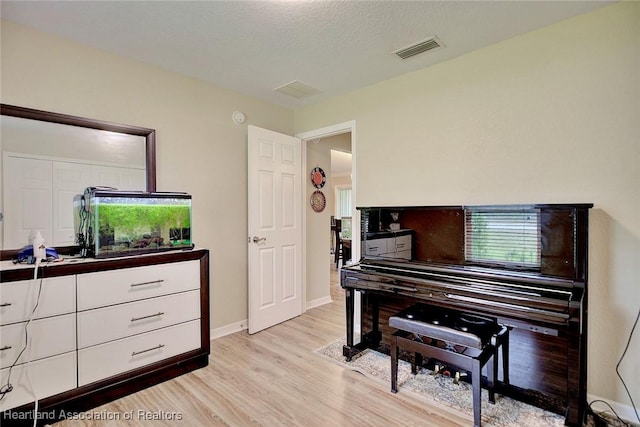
(232, 111, 246, 124)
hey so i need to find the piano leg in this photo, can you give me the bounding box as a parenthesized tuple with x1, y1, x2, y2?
(391, 333, 399, 393)
(565, 327, 586, 426)
(343, 288, 357, 361)
(472, 361, 482, 427)
(343, 290, 383, 361)
(503, 327, 511, 384)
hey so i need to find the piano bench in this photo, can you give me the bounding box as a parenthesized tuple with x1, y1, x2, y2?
(389, 304, 509, 427)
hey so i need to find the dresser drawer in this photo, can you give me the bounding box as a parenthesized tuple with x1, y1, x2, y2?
(389, 250, 412, 260)
(78, 320, 200, 386)
(77, 260, 200, 310)
(0, 351, 76, 411)
(0, 276, 75, 326)
(0, 313, 76, 369)
(364, 239, 388, 256)
(77, 290, 200, 349)
(393, 234, 412, 252)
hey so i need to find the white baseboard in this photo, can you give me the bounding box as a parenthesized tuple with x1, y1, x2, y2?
(211, 296, 333, 340)
(211, 319, 247, 340)
(306, 296, 333, 310)
(587, 393, 639, 425)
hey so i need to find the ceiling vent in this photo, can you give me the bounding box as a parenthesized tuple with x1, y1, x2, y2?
(274, 80, 320, 99)
(394, 36, 444, 60)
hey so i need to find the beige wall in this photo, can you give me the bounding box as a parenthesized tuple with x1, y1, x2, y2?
(1, 20, 295, 330)
(296, 2, 640, 413)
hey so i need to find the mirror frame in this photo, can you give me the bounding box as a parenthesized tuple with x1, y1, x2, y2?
(1, 103, 156, 191)
(0, 103, 157, 259)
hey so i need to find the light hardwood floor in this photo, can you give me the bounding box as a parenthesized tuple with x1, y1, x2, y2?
(53, 260, 472, 427)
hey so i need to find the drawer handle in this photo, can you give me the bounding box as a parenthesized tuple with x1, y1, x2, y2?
(131, 312, 165, 322)
(0, 345, 12, 351)
(131, 344, 165, 357)
(130, 279, 164, 288)
(0, 302, 11, 307)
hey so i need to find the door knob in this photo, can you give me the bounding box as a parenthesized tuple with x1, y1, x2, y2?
(252, 236, 266, 244)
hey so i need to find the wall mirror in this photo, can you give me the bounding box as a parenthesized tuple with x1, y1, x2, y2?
(0, 103, 156, 252)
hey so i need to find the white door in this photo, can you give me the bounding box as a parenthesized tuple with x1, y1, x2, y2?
(52, 162, 92, 245)
(247, 125, 303, 334)
(3, 156, 53, 248)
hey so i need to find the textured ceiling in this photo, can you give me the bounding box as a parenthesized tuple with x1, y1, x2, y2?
(1, 1, 614, 110)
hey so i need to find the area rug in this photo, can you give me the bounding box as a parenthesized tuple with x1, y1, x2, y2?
(313, 338, 565, 427)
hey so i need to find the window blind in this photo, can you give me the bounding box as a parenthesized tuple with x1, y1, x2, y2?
(465, 208, 541, 268)
(337, 187, 352, 218)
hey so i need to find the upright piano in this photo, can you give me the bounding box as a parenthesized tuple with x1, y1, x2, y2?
(341, 204, 592, 426)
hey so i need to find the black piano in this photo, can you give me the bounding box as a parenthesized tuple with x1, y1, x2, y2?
(341, 204, 592, 426)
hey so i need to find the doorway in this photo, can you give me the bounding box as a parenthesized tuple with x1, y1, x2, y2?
(331, 149, 352, 268)
(296, 121, 357, 310)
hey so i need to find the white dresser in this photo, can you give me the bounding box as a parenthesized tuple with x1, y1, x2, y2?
(363, 230, 413, 259)
(0, 249, 209, 419)
(76, 261, 201, 386)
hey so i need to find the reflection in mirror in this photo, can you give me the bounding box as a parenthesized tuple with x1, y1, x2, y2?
(2, 116, 146, 165)
(1, 104, 156, 251)
(359, 205, 584, 278)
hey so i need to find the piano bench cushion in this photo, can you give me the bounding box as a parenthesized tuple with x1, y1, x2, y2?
(389, 304, 501, 350)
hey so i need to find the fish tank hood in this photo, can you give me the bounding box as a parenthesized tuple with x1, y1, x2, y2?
(74, 189, 193, 258)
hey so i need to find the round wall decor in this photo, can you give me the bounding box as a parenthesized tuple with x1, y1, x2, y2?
(310, 190, 326, 212)
(310, 166, 326, 189)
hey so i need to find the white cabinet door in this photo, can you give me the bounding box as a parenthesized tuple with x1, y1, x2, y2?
(52, 162, 92, 246)
(3, 155, 53, 248)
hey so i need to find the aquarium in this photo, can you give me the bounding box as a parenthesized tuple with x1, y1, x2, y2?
(74, 189, 193, 258)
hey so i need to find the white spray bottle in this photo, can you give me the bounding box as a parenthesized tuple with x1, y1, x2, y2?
(33, 230, 46, 261)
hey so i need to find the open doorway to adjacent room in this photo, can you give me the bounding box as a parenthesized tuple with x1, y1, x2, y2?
(298, 122, 355, 309)
(330, 147, 352, 269)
